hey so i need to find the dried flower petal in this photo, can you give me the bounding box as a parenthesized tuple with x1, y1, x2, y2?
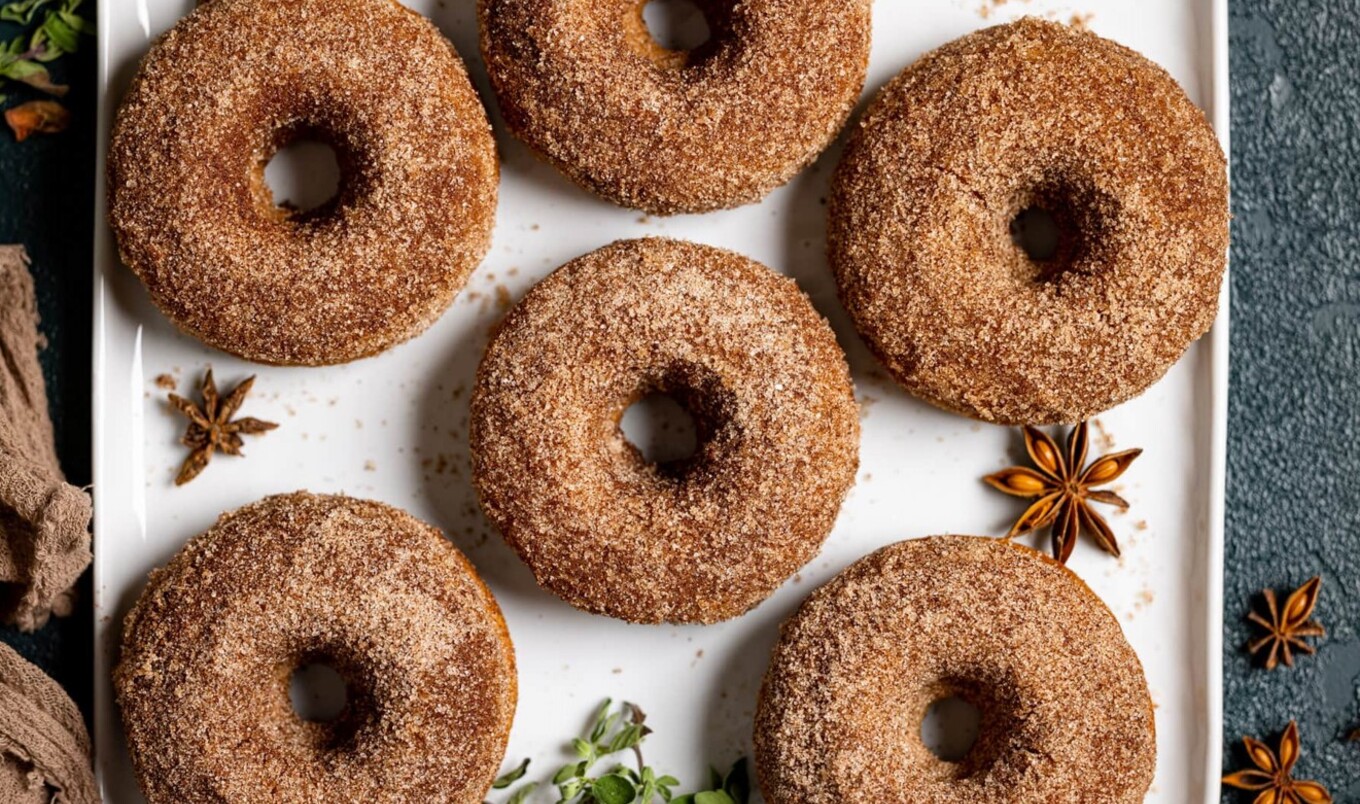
(983, 467, 1052, 497)
(1051, 497, 1081, 564)
(175, 448, 211, 486)
(218, 374, 255, 421)
(200, 369, 219, 418)
(1293, 781, 1334, 803)
(1064, 419, 1089, 477)
(1080, 448, 1142, 485)
(1221, 769, 1274, 791)
(5, 99, 69, 142)
(1278, 721, 1301, 775)
(229, 417, 278, 435)
(1077, 504, 1120, 557)
(1282, 577, 1323, 631)
(1022, 426, 1065, 480)
(1085, 489, 1131, 509)
(1010, 492, 1062, 536)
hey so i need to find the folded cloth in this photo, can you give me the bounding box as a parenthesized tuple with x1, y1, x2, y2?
(0, 246, 92, 631)
(0, 642, 98, 803)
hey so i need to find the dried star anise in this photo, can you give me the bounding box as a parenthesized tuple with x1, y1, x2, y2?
(168, 370, 277, 485)
(983, 422, 1141, 564)
(1223, 720, 1332, 803)
(1247, 576, 1325, 671)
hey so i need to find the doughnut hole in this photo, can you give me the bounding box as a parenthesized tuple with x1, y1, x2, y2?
(621, 392, 699, 466)
(252, 122, 359, 224)
(289, 663, 347, 723)
(278, 650, 378, 754)
(1007, 175, 1122, 284)
(920, 695, 981, 762)
(904, 675, 1024, 783)
(615, 363, 736, 481)
(265, 140, 341, 216)
(627, 0, 721, 69)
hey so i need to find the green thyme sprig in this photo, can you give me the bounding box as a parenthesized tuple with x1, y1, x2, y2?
(488, 700, 750, 804)
(0, 0, 91, 107)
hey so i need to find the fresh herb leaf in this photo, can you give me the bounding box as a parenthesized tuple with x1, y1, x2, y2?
(592, 774, 637, 804)
(493, 759, 531, 789)
(0, 0, 90, 135)
(720, 759, 750, 802)
(487, 701, 750, 804)
(552, 762, 584, 786)
(31, 0, 91, 61)
(0, 56, 65, 95)
(0, 0, 55, 25)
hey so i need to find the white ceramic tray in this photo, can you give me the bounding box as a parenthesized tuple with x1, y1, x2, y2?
(92, 0, 1230, 800)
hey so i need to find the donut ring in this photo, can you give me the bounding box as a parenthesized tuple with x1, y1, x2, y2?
(478, 0, 871, 214)
(108, 0, 498, 366)
(115, 493, 516, 803)
(471, 238, 859, 623)
(830, 19, 1230, 424)
(755, 536, 1156, 802)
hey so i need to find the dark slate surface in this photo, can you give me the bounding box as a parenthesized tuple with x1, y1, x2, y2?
(1224, 1, 1360, 800)
(2, 0, 1359, 799)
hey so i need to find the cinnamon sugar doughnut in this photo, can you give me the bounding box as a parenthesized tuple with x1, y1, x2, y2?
(470, 238, 859, 624)
(108, 0, 498, 366)
(830, 18, 1230, 424)
(478, 0, 871, 214)
(755, 536, 1156, 802)
(115, 493, 516, 803)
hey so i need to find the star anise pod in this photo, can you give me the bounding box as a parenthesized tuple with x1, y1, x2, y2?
(1223, 720, 1332, 803)
(168, 370, 277, 486)
(983, 422, 1141, 564)
(1247, 576, 1324, 671)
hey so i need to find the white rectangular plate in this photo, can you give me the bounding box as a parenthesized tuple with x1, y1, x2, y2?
(93, 0, 1230, 800)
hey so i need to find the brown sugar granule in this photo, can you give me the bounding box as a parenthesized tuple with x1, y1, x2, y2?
(115, 492, 516, 803)
(108, 0, 498, 366)
(478, 0, 871, 214)
(829, 18, 1230, 424)
(470, 238, 860, 624)
(755, 536, 1155, 802)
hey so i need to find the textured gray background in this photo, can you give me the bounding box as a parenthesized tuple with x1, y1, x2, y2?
(1, 0, 1359, 800)
(1224, 0, 1360, 800)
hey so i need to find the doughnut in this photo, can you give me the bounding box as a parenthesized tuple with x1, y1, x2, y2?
(755, 536, 1155, 802)
(478, 0, 872, 214)
(108, 0, 498, 366)
(470, 238, 859, 624)
(830, 18, 1230, 424)
(115, 492, 516, 803)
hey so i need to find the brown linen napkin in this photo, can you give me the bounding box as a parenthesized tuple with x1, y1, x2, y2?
(0, 642, 98, 803)
(0, 246, 92, 631)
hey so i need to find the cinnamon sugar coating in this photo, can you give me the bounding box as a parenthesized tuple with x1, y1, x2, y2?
(478, 0, 871, 214)
(755, 536, 1156, 803)
(115, 493, 516, 803)
(470, 238, 859, 624)
(830, 18, 1230, 424)
(108, 0, 498, 366)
